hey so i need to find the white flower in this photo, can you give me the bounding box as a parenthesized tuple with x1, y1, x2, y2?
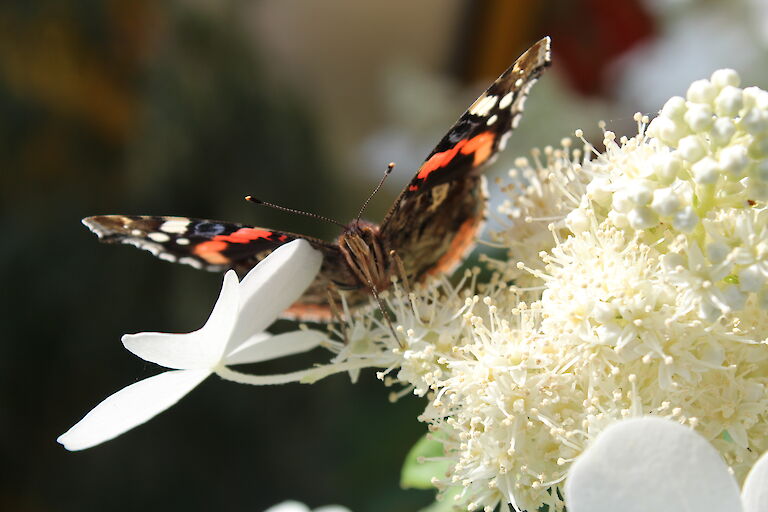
(349, 70, 768, 512)
(565, 416, 768, 512)
(264, 500, 351, 512)
(58, 239, 325, 451)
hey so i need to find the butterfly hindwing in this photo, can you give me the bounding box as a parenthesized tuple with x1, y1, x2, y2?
(380, 37, 551, 280)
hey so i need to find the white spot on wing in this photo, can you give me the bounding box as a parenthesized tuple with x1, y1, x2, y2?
(499, 92, 514, 109)
(126, 239, 162, 256)
(179, 256, 203, 269)
(498, 131, 512, 151)
(469, 94, 498, 116)
(148, 232, 171, 243)
(131, 229, 142, 236)
(158, 252, 177, 263)
(486, 114, 498, 126)
(160, 218, 190, 234)
(176, 238, 190, 245)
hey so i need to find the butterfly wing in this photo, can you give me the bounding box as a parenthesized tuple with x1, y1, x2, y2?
(379, 37, 551, 281)
(83, 215, 358, 321)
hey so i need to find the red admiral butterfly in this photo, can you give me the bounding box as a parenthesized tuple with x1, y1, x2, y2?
(84, 38, 551, 321)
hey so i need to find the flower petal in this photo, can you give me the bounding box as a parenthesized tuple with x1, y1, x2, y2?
(123, 270, 240, 369)
(742, 449, 768, 512)
(263, 501, 311, 512)
(564, 417, 742, 512)
(57, 369, 210, 451)
(224, 330, 325, 366)
(227, 239, 323, 353)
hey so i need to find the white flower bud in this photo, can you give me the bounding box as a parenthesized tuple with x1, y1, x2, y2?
(677, 135, 706, 162)
(719, 145, 749, 174)
(710, 118, 736, 146)
(661, 96, 687, 119)
(586, 176, 613, 205)
(592, 301, 616, 323)
(684, 103, 714, 132)
(648, 117, 687, 145)
(608, 210, 629, 229)
(692, 157, 721, 184)
(739, 264, 765, 292)
(628, 206, 658, 229)
(744, 86, 768, 110)
(565, 208, 590, 234)
(596, 322, 622, 345)
(741, 108, 768, 135)
(651, 187, 681, 216)
(687, 79, 717, 105)
(672, 206, 699, 232)
(710, 68, 740, 89)
(628, 183, 653, 205)
(612, 189, 634, 213)
(714, 86, 743, 117)
(652, 154, 682, 183)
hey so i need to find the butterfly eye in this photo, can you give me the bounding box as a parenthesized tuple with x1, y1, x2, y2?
(193, 222, 226, 236)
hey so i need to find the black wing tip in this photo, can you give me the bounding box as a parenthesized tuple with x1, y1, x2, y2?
(81, 215, 132, 240)
(82, 216, 107, 238)
(523, 36, 552, 67)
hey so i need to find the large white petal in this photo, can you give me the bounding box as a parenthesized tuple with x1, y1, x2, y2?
(564, 417, 742, 512)
(123, 270, 240, 369)
(742, 449, 768, 512)
(224, 330, 325, 366)
(227, 239, 323, 352)
(263, 502, 311, 512)
(57, 369, 210, 451)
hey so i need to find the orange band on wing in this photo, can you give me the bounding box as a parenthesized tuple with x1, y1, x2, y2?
(426, 214, 482, 277)
(193, 240, 230, 264)
(410, 131, 496, 191)
(462, 131, 495, 167)
(213, 228, 273, 244)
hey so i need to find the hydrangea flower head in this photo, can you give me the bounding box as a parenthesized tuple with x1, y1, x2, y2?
(331, 69, 768, 512)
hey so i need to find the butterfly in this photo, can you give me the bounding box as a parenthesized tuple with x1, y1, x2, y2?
(83, 37, 552, 321)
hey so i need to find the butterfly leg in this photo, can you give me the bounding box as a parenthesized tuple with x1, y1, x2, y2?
(369, 283, 404, 350)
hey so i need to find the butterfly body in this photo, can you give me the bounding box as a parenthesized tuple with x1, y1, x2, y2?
(84, 38, 552, 321)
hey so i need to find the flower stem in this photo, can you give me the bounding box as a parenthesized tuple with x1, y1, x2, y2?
(215, 359, 387, 386)
(215, 366, 314, 385)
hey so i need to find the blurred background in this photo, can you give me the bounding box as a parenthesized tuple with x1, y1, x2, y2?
(2, 1, 767, 511)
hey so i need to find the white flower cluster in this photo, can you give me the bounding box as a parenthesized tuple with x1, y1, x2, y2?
(337, 70, 768, 512)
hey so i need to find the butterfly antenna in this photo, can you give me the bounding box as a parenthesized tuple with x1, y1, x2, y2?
(245, 196, 346, 229)
(356, 162, 395, 223)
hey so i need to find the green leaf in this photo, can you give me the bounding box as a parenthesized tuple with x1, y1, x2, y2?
(401, 432, 451, 490)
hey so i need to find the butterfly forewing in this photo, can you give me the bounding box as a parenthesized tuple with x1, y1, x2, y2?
(379, 37, 551, 281)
